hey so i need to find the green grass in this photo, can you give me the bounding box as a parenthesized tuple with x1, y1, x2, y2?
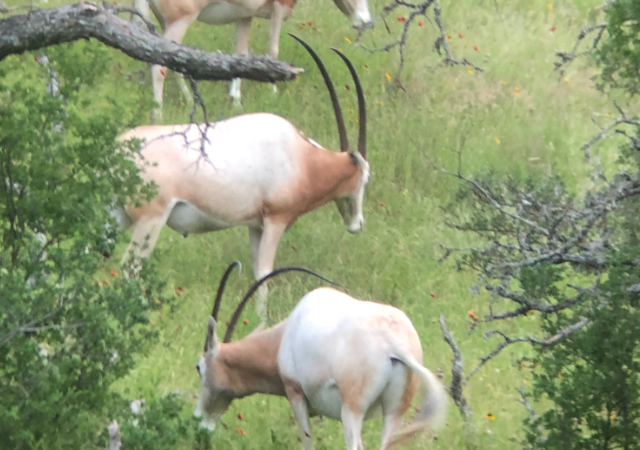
(18, 0, 628, 447)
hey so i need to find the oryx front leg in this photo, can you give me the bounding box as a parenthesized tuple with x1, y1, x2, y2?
(229, 17, 252, 108)
(132, 0, 151, 28)
(151, 13, 198, 122)
(284, 380, 314, 450)
(177, 75, 193, 107)
(267, 2, 290, 96)
(254, 218, 287, 323)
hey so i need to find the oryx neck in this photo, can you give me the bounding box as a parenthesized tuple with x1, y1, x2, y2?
(299, 148, 360, 213)
(216, 323, 286, 397)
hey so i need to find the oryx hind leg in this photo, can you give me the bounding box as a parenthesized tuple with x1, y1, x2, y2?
(151, 13, 199, 122)
(379, 365, 420, 450)
(121, 205, 174, 275)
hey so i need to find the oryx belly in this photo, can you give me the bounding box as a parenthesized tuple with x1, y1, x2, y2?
(166, 200, 256, 234)
(197, 0, 271, 24)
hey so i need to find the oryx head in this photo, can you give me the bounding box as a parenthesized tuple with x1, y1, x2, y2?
(194, 316, 233, 431)
(332, 0, 372, 27)
(194, 261, 242, 430)
(291, 35, 370, 235)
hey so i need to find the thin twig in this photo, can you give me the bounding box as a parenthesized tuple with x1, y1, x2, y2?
(358, 0, 482, 83)
(465, 317, 590, 383)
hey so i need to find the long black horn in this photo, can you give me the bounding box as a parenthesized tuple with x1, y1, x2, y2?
(223, 267, 340, 343)
(204, 261, 242, 351)
(331, 48, 366, 160)
(211, 261, 242, 321)
(289, 34, 349, 152)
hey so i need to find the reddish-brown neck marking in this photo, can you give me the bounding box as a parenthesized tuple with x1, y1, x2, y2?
(212, 323, 287, 398)
(296, 143, 362, 215)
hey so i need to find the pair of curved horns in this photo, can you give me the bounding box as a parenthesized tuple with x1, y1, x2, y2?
(289, 34, 367, 160)
(206, 262, 340, 347)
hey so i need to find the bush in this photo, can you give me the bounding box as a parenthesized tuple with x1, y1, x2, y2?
(0, 42, 171, 449)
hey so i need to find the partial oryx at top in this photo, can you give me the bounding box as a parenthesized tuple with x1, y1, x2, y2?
(131, 0, 371, 118)
(113, 35, 370, 324)
(194, 263, 448, 450)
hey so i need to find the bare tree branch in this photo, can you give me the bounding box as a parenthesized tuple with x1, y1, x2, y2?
(439, 315, 472, 420)
(516, 387, 544, 449)
(0, 2, 302, 82)
(465, 317, 590, 383)
(358, 0, 481, 84)
(554, 24, 606, 77)
(581, 105, 640, 158)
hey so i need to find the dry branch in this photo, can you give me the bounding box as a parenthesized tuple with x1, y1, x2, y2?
(357, 0, 481, 85)
(0, 2, 302, 82)
(439, 314, 472, 420)
(466, 317, 590, 383)
(516, 388, 544, 449)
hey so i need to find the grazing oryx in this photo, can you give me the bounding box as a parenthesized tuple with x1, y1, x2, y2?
(194, 264, 448, 450)
(114, 36, 370, 324)
(132, 0, 371, 117)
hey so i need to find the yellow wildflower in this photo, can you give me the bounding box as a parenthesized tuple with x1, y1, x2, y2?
(385, 73, 392, 82)
(485, 413, 496, 420)
(345, 37, 352, 44)
(494, 137, 500, 144)
(514, 87, 520, 95)
(468, 69, 473, 75)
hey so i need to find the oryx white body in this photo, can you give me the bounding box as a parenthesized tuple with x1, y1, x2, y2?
(196, 287, 447, 450)
(132, 0, 371, 118)
(115, 113, 369, 321)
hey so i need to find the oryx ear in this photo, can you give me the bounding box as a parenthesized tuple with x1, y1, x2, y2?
(205, 316, 220, 354)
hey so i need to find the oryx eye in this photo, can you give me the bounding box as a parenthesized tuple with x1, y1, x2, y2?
(196, 364, 201, 375)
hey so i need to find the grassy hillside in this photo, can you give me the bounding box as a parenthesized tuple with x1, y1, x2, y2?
(22, 0, 615, 447)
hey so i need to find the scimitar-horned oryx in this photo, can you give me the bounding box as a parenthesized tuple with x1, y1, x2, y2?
(132, 0, 371, 117)
(194, 263, 448, 450)
(114, 36, 370, 324)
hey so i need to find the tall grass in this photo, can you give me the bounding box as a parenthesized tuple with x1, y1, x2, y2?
(21, 0, 613, 447)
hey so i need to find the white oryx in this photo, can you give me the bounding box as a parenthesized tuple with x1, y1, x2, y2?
(132, 0, 371, 118)
(194, 265, 448, 450)
(114, 36, 370, 323)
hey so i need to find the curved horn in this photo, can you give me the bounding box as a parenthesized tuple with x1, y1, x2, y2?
(223, 267, 340, 343)
(331, 48, 366, 160)
(211, 261, 243, 321)
(289, 34, 349, 152)
(204, 261, 242, 351)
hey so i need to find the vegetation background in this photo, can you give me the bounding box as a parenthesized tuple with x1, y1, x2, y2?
(3, 0, 635, 448)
